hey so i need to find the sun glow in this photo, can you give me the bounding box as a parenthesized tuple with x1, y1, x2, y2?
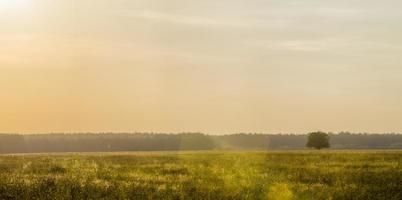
(0, 0, 32, 12)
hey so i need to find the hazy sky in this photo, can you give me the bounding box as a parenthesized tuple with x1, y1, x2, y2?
(1, 0, 402, 134)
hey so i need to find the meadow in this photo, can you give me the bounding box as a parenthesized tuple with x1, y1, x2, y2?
(0, 151, 401, 200)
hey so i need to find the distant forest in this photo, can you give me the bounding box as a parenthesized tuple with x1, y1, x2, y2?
(0, 133, 402, 153)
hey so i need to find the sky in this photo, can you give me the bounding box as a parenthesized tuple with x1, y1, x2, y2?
(1, 0, 402, 134)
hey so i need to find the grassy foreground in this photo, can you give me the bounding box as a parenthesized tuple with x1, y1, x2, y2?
(0, 151, 401, 200)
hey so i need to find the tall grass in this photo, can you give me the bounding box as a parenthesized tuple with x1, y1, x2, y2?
(0, 151, 401, 200)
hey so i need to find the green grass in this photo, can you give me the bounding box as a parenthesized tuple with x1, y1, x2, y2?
(0, 151, 401, 200)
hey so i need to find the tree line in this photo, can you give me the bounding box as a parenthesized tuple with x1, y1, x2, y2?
(0, 132, 401, 153)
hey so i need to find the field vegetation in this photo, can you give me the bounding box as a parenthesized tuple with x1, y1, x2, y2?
(0, 151, 401, 200)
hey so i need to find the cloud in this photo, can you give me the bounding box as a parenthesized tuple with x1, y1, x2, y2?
(115, 9, 274, 29)
(246, 38, 351, 52)
(118, 10, 232, 26)
(248, 37, 402, 53)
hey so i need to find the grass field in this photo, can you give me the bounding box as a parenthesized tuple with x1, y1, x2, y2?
(0, 151, 401, 200)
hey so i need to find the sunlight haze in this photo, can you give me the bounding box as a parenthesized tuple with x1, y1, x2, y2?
(1, 0, 402, 134)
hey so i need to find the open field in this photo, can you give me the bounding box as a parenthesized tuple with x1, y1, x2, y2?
(0, 151, 401, 200)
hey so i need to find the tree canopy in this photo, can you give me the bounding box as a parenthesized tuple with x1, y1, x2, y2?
(306, 131, 330, 150)
(1, 132, 401, 153)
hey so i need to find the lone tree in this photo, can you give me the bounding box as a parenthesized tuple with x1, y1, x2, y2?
(306, 131, 330, 150)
